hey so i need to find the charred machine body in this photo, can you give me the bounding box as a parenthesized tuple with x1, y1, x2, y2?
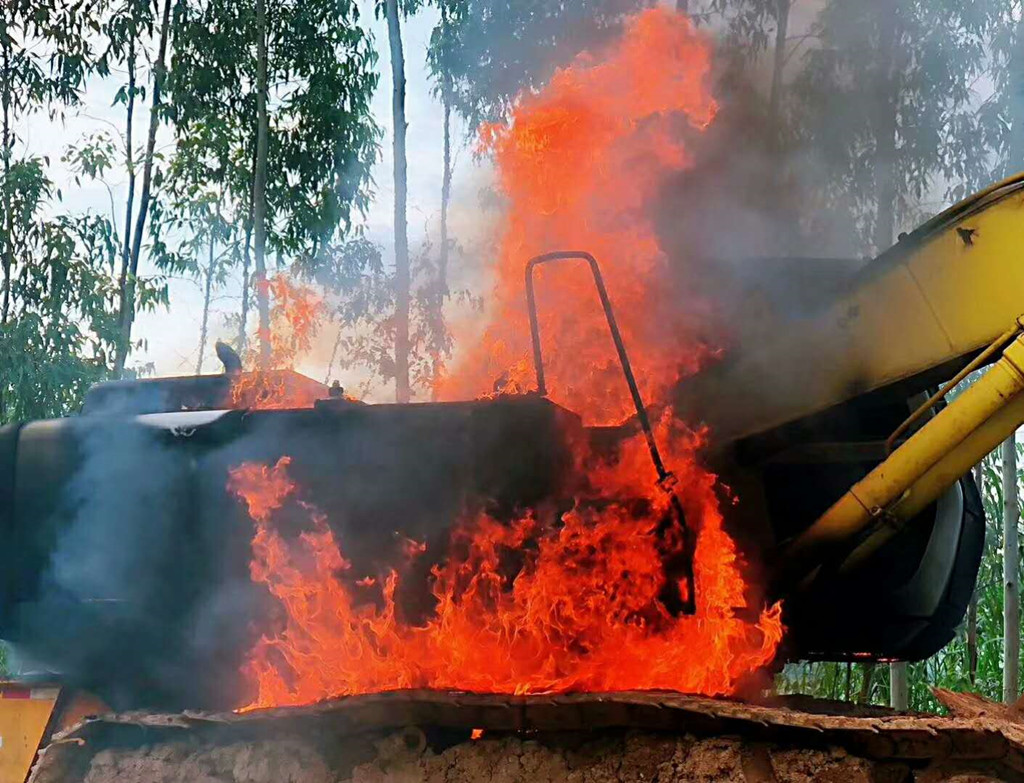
(4, 175, 1024, 713)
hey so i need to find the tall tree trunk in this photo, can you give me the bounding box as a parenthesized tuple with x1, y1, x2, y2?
(0, 16, 10, 423)
(890, 662, 908, 710)
(1010, 12, 1024, 168)
(857, 662, 875, 704)
(196, 227, 216, 375)
(117, 33, 137, 312)
(767, 0, 790, 128)
(872, 6, 899, 254)
(968, 460, 984, 685)
(252, 0, 271, 367)
(115, 0, 173, 376)
(1004, 436, 1020, 704)
(1, 19, 12, 329)
(238, 142, 258, 352)
(432, 10, 453, 397)
(385, 0, 411, 403)
(439, 61, 452, 308)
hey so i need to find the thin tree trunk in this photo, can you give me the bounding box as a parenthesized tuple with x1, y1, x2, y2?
(857, 662, 875, 704)
(968, 460, 984, 685)
(872, 5, 899, 254)
(1004, 436, 1020, 704)
(890, 661, 908, 710)
(252, 0, 271, 367)
(439, 65, 452, 306)
(1010, 13, 1024, 168)
(1, 20, 12, 328)
(0, 16, 10, 422)
(238, 141, 258, 352)
(385, 0, 411, 403)
(767, 0, 790, 128)
(117, 33, 137, 313)
(431, 12, 453, 398)
(115, 0, 173, 375)
(197, 227, 216, 375)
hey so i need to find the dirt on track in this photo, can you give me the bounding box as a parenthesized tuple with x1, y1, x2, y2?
(28, 689, 1024, 783)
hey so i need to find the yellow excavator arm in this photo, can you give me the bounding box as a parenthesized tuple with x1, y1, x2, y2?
(671, 173, 1024, 659)
(677, 172, 1024, 446)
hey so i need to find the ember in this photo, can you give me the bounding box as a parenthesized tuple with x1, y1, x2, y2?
(227, 6, 783, 711)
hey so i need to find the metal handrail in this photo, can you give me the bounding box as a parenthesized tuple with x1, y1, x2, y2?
(524, 250, 695, 613)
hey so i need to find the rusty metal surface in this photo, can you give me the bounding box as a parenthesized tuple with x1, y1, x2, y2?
(28, 689, 1024, 781)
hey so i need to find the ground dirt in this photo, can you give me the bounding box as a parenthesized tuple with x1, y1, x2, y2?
(27, 690, 1024, 782)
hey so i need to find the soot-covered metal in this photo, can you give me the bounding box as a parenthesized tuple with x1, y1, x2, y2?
(0, 388, 582, 710)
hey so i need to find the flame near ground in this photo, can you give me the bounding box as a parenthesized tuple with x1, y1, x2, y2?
(228, 7, 783, 710)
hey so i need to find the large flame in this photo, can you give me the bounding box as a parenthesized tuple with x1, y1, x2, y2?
(227, 7, 783, 710)
(436, 6, 717, 424)
(228, 423, 782, 708)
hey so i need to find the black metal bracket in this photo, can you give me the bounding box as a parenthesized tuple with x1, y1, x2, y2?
(524, 251, 695, 613)
(525, 250, 673, 484)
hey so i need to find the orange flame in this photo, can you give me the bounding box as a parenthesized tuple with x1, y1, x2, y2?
(437, 7, 717, 425)
(228, 421, 781, 709)
(230, 275, 327, 409)
(227, 7, 784, 710)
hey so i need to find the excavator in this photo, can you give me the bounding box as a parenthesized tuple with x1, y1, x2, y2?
(2, 173, 1024, 778)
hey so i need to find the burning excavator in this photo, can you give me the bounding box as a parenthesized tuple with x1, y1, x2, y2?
(4, 175, 1024, 779)
(6, 7, 1024, 780)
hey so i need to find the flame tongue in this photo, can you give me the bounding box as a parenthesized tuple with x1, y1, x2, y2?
(228, 423, 782, 708)
(438, 6, 718, 425)
(226, 6, 784, 711)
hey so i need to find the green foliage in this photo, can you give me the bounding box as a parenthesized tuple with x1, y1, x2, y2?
(168, 0, 380, 261)
(0, 157, 165, 422)
(791, 0, 1001, 248)
(426, 0, 645, 130)
(308, 235, 475, 396)
(977, 3, 1024, 177)
(0, 0, 97, 121)
(703, 0, 784, 57)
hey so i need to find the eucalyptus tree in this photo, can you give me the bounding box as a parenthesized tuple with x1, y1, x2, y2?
(427, 0, 641, 130)
(0, 0, 100, 421)
(421, 0, 463, 390)
(378, 0, 419, 402)
(0, 157, 165, 423)
(169, 0, 379, 360)
(704, 0, 793, 128)
(792, 0, 1000, 253)
(94, 0, 156, 315)
(979, 2, 1024, 176)
(0, 0, 94, 331)
(110, 0, 174, 375)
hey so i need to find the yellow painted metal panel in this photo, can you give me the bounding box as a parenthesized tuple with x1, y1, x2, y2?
(676, 173, 1024, 444)
(908, 190, 1024, 355)
(0, 694, 58, 783)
